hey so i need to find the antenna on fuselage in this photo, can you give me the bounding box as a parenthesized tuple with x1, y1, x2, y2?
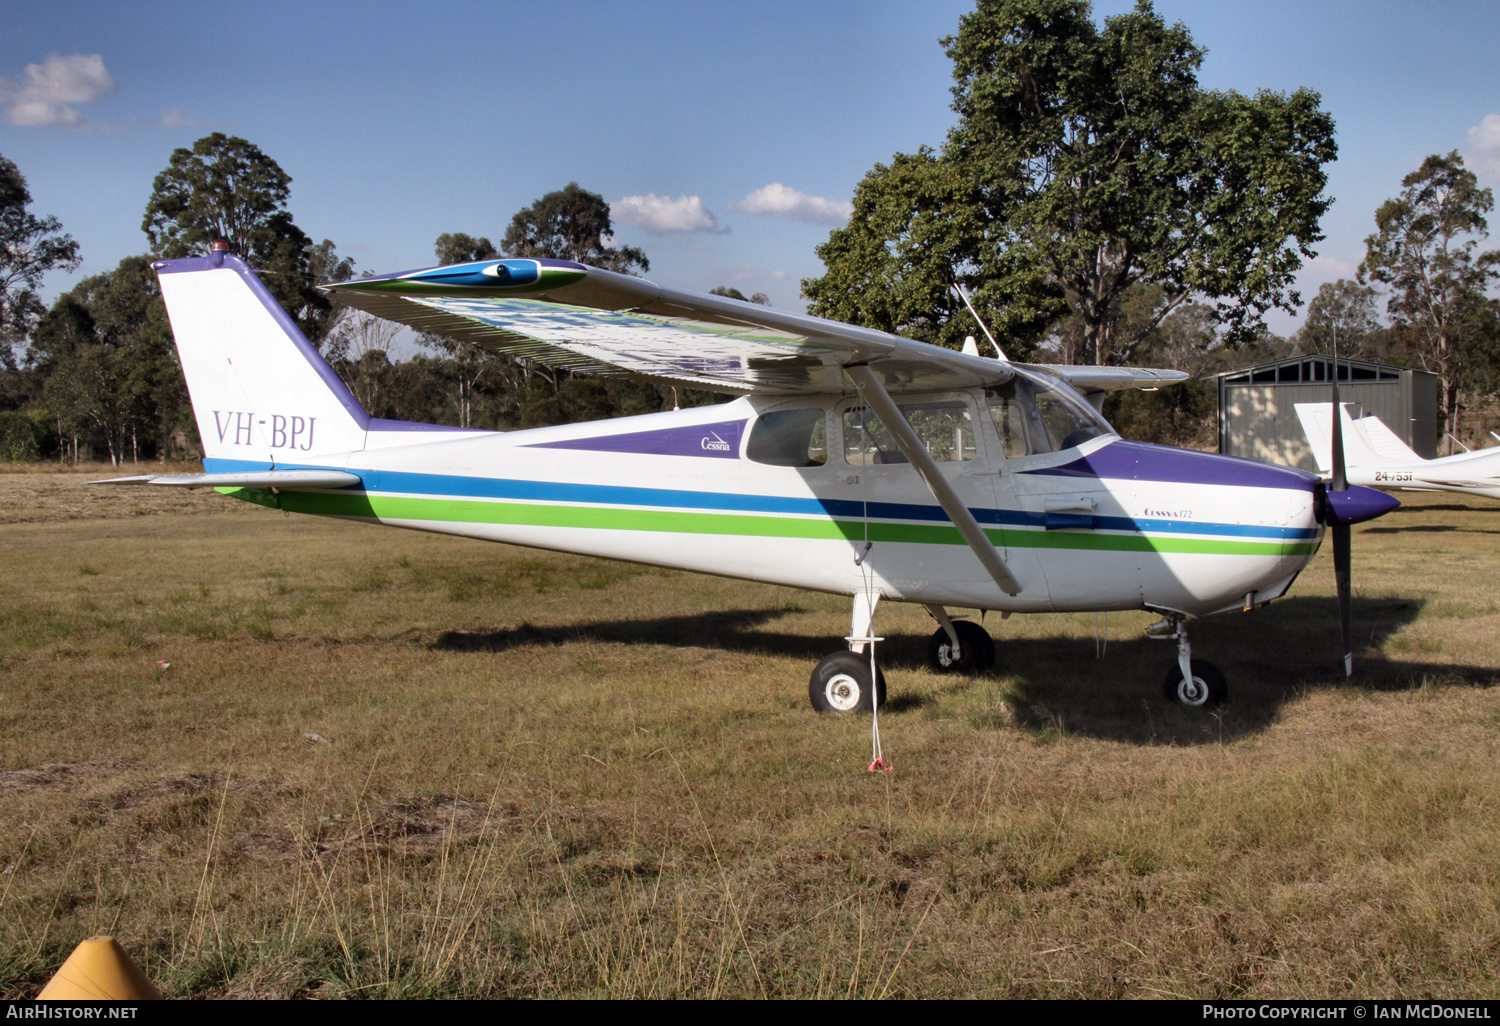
(951, 283, 1007, 362)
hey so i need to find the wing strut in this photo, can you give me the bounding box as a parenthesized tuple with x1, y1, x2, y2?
(844, 364, 1022, 596)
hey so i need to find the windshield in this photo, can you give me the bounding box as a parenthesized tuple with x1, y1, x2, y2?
(988, 371, 1113, 456)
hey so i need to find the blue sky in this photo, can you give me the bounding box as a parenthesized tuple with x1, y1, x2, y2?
(3, 0, 1497, 341)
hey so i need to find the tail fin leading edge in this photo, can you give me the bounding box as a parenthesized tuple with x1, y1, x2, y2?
(155, 252, 368, 463)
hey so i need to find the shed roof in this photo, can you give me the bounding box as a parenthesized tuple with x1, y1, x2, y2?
(1218, 354, 1408, 385)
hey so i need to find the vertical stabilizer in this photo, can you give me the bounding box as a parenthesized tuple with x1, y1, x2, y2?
(154, 251, 368, 463)
(1295, 402, 1388, 475)
(1294, 402, 1334, 474)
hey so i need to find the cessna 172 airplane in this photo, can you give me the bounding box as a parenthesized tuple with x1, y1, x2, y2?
(1297, 402, 1500, 501)
(99, 246, 1399, 711)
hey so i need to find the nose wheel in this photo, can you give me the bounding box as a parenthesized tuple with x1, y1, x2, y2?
(1163, 659, 1226, 707)
(926, 620, 996, 674)
(1149, 616, 1227, 708)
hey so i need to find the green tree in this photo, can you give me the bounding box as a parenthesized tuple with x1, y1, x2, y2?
(709, 286, 770, 305)
(30, 256, 188, 463)
(0, 154, 80, 366)
(0, 410, 40, 462)
(502, 182, 648, 275)
(142, 133, 350, 346)
(325, 308, 404, 413)
(434, 233, 498, 265)
(804, 149, 999, 354)
(420, 190, 660, 428)
(413, 234, 521, 427)
(804, 0, 1336, 366)
(1361, 152, 1500, 449)
(1294, 279, 1384, 359)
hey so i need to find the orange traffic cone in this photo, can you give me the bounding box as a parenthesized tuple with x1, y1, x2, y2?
(37, 936, 162, 1000)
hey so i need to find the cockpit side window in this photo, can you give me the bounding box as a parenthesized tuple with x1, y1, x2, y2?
(746, 407, 828, 467)
(989, 391, 1030, 458)
(843, 400, 975, 465)
(988, 373, 1113, 456)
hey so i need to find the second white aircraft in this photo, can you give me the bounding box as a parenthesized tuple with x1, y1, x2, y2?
(1296, 403, 1500, 500)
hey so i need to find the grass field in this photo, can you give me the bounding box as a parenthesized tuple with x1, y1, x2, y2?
(2, 464, 1499, 998)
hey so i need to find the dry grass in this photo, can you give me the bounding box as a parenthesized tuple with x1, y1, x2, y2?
(1, 470, 1499, 998)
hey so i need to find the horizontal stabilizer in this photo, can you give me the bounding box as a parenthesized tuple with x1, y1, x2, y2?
(90, 470, 362, 490)
(1416, 477, 1490, 489)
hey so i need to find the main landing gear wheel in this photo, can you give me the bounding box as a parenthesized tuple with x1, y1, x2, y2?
(1163, 659, 1227, 708)
(809, 651, 887, 713)
(926, 620, 996, 674)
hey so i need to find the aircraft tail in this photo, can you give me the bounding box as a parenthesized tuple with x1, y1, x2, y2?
(1350, 410, 1420, 460)
(154, 250, 368, 463)
(1294, 402, 1400, 474)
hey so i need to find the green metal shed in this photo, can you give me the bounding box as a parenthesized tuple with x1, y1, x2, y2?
(1217, 355, 1438, 470)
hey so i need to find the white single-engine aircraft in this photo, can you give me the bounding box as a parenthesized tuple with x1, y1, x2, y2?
(100, 247, 1400, 710)
(1296, 402, 1500, 501)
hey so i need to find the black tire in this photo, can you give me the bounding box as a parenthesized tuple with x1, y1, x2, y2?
(926, 620, 996, 674)
(809, 651, 888, 713)
(1163, 659, 1227, 708)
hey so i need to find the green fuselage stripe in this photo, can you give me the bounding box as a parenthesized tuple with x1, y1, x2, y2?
(222, 488, 1316, 558)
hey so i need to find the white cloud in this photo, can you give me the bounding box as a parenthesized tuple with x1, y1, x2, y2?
(725, 264, 791, 284)
(155, 107, 198, 129)
(728, 183, 852, 226)
(0, 53, 116, 127)
(611, 193, 726, 235)
(1467, 114, 1500, 181)
(1307, 254, 1355, 278)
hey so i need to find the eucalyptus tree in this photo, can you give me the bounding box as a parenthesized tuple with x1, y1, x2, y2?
(1296, 280, 1384, 359)
(1361, 152, 1499, 447)
(502, 182, 648, 275)
(142, 133, 350, 346)
(0, 153, 80, 367)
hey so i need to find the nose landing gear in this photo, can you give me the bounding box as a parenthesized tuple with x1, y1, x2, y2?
(1149, 615, 1226, 707)
(924, 605, 996, 675)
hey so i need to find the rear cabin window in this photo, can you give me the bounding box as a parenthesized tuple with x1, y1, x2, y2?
(746, 408, 828, 467)
(843, 401, 975, 465)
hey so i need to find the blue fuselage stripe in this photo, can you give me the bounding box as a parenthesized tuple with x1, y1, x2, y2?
(203, 457, 1318, 541)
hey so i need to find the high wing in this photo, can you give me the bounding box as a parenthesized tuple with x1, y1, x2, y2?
(324, 258, 1186, 397)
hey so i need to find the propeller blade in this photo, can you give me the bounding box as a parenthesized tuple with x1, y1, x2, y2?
(1329, 333, 1351, 674)
(1333, 521, 1352, 677)
(1330, 345, 1348, 492)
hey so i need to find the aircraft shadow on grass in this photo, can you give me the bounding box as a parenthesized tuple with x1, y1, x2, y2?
(1368, 507, 1500, 537)
(428, 594, 1496, 745)
(1364, 504, 1500, 536)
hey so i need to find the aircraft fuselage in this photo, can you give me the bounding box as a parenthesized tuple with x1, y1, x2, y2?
(210, 392, 1325, 620)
